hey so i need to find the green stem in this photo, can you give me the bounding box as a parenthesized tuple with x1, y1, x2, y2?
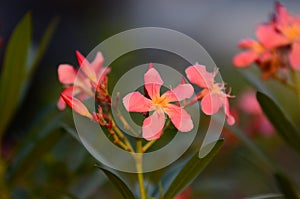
(291, 69, 300, 107)
(136, 139, 146, 199)
(142, 139, 157, 152)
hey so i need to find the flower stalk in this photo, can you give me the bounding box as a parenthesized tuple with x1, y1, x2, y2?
(136, 138, 146, 199)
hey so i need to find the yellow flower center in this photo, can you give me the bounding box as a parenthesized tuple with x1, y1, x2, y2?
(282, 24, 300, 42)
(152, 96, 168, 110)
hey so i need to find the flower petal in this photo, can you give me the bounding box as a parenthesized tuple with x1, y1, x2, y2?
(144, 67, 163, 100)
(233, 51, 258, 67)
(58, 64, 77, 84)
(224, 97, 235, 125)
(162, 84, 194, 102)
(256, 24, 288, 49)
(164, 104, 193, 132)
(61, 93, 93, 119)
(57, 86, 83, 110)
(238, 39, 258, 49)
(142, 110, 165, 140)
(76, 50, 97, 83)
(123, 92, 152, 112)
(290, 41, 300, 70)
(201, 93, 223, 115)
(185, 64, 215, 89)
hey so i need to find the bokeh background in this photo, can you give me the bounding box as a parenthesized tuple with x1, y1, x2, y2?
(1, 0, 300, 198)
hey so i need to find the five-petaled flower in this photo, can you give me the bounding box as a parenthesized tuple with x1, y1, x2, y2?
(123, 64, 194, 140)
(185, 64, 235, 125)
(57, 51, 110, 119)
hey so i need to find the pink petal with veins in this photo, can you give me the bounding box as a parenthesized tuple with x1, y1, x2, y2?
(142, 110, 166, 140)
(76, 51, 97, 83)
(201, 93, 223, 115)
(162, 84, 194, 102)
(185, 64, 214, 89)
(57, 64, 77, 84)
(164, 104, 193, 132)
(144, 67, 163, 100)
(123, 92, 152, 112)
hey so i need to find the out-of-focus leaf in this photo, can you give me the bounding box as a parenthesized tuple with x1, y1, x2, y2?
(245, 193, 283, 199)
(275, 173, 300, 199)
(96, 165, 136, 199)
(162, 139, 223, 199)
(9, 113, 64, 184)
(256, 92, 300, 155)
(225, 124, 275, 172)
(70, 171, 107, 198)
(0, 14, 57, 137)
(238, 69, 273, 96)
(0, 13, 32, 137)
(28, 17, 59, 76)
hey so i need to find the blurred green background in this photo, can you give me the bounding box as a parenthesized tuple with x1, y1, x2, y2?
(1, 0, 300, 198)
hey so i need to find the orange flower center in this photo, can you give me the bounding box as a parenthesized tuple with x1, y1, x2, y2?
(282, 24, 300, 42)
(152, 96, 168, 110)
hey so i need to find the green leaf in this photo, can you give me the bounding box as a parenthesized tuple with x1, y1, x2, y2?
(274, 173, 300, 199)
(238, 69, 273, 96)
(28, 17, 59, 76)
(162, 139, 224, 199)
(96, 165, 136, 199)
(0, 12, 32, 137)
(256, 92, 300, 155)
(9, 112, 64, 184)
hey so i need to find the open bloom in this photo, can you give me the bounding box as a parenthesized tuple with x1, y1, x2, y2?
(273, 3, 300, 69)
(57, 51, 110, 118)
(238, 90, 274, 137)
(185, 64, 235, 125)
(123, 64, 194, 140)
(233, 24, 287, 69)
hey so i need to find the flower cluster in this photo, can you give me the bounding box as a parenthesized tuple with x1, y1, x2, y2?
(57, 51, 110, 122)
(233, 2, 300, 78)
(58, 52, 235, 141)
(123, 63, 235, 140)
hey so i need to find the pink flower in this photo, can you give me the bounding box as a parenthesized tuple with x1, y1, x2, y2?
(238, 90, 274, 137)
(233, 24, 287, 68)
(57, 51, 110, 118)
(123, 64, 194, 140)
(185, 64, 235, 125)
(273, 3, 300, 69)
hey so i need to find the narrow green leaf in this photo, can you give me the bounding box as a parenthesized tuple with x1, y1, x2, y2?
(28, 17, 59, 76)
(275, 173, 300, 199)
(96, 165, 135, 199)
(0, 12, 32, 136)
(163, 139, 224, 199)
(256, 92, 300, 155)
